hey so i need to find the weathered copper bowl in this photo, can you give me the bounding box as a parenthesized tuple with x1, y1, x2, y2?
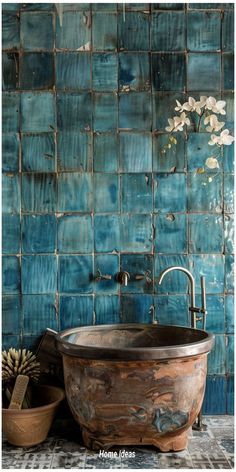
(56, 324, 214, 452)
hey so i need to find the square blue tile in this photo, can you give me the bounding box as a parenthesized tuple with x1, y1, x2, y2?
(2, 133, 19, 172)
(59, 256, 93, 294)
(226, 335, 234, 374)
(21, 4, 55, 11)
(202, 376, 227, 415)
(154, 295, 189, 326)
(187, 133, 221, 172)
(118, 4, 149, 11)
(196, 295, 224, 333)
(151, 12, 185, 51)
(189, 214, 223, 253)
(57, 132, 92, 171)
(119, 132, 152, 172)
(93, 4, 117, 11)
(94, 255, 119, 293)
(119, 53, 150, 91)
(121, 174, 152, 213)
(2, 214, 20, 254)
(208, 335, 226, 374)
(58, 173, 92, 212)
(2, 52, 19, 90)
(223, 142, 234, 173)
(94, 215, 120, 253)
(121, 214, 153, 253)
(152, 92, 186, 131)
(57, 92, 92, 132)
(187, 11, 221, 51)
(187, 173, 223, 212)
(225, 254, 234, 292)
(153, 133, 186, 172)
(2, 12, 20, 49)
(120, 254, 153, 294)
(59, 296, 93, 330)
(2, 173, 20, 213)
(21, 335, 41, 351)
(189, 255, 225, 294)
(187, 53, 221, 91)
(20, 52, 54, 90)
(22, 295, 58, 335)
(2, 4, 20, 12)
(223, 92, 234, 130)
(153, 3, 184, 9)
(222, 10, 234, 52)
(56, 52, 91, 90)
(93, 93, 117, 131)
(54, 4, 90, 11)
(21, 12, 54, 50)
(94, 174, 119, 212)
(22, 174, 57, 212)
(154, 214, 187, 253)
(56, 11, 91, 50)
(2, 335, 21, 350)
(119, 93, 152, 130)
(58, 214, 93, 254)
(22, 215, 56, 253)
(2, 92, 20, 132)
(2, 256, 20, 294)
(225, 295, 234, 334)
(118, 12, 150, 51)
(93, 133, 118, 172)
(22, 133, 55, 172)
(121, 295, 154, 323)
(227, 375, 234, 415)
(21, 92, 56, 132)
(154, 255, 189, 294)
(2, 295, 21, 334)
(154, 174, 187, 213)
(22, 255, 57, 294)
(224, 174, 234, 213)
(223, 53, 234, 90)
(95, 295, 120, 324)
(152, 54, 185, 91)
(92, 53, 118, 91)
(92, 12, 117, 51)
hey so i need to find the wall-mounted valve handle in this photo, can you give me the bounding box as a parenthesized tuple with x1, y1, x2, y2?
(134, 272, 152, 284)
(94, 269, 112, 282)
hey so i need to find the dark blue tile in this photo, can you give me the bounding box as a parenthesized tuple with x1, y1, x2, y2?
(56, 52, 91, 90)
(55, 11, 91, 50)
(189, 214, 223, 253)
(152, 54, 185, 91)
(153, 3, 184, 9)
(2, 52, 19, 90)
(187, 173, 223, 212)
(226, 335, 234, 374)
(93, 53, 118, 91)
(187, 11, 221, 51)
(22, 255, 57, 294)
(57, 132, 92, 172)
(2, 295, 21, 334)
(59, 256, 93, 294)
(22, 133, 55, 172)
(94, 174, 119, 212)
(2, 335, 21, 350)
(20, 52, 54, 90)
(92, 12, 117, 51)
(2, 214, 20, 254)
(94, 215, 120, 253)
(93, 93, 117, 131)
(21, 92, 56, 132)
(223, 54, 234, 90)
(119, 93, 151, 130)
(119, 53, 150, 91)
(189, 255, 225, 294)
(118, 12, 150, 51)
(57, 92, 92, 132)
(154, 174, 187, 213)
(93, 4, 117, 11)
(58, 173, 92, 212)
(227, 375, 234, 415)
(22, 215, 57, 253)
(152, 92, 186, 131)
(188, 53, 221, 91)
(21, 335, 41, 351)
(22, 174, 57, 212)
(95, 295, 120, 324)
(2, 133, 19, 172)
(154, 255, 189, 294)
(224, 174, 234, 213)
(121, 214, 153, 253)
(207, 335, 226, 374)
(121, 174, 152, 213)
(187, 133, 221, 172)
(2, 174, 20, 213)
(119, 132, 152, 172)
(21, 4, 55, 11)
(196, 295, 224, 333)
(222, 10, 234, 52)
(2, 4, 20, 12)
(22, 295, 58, 335)
(225, 254, 234, 292)
(94, 255, 119, 293)
(223, 92, 234, 130)
(2, 256, 20, 294)
(225, 295, 234, 334)
(154, 214, 187, 253)
(154, 295, 189, 326)
(120, 254, 153, 294)
(118, 4, 149, 11)
(2, 92, 20, 132)
(58, 214, 93, 253)
(223, 142, 234, 173)
(153, 133, 186, 172)
(120, 295, 154, 323)
(21, 12, 54, 50)
(93, 133, 118, 172)
(202, 375, 227, 415)
(59, 296, 93, 330)
(2, 12, 20, 49)
(151, 12, 185, 51)
(188, 3, 233, 8)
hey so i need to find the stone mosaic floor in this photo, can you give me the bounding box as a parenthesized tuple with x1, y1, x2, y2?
(2, 416, 234, 469)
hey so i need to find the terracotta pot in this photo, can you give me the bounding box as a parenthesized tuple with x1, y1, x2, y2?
(2, 385, 65, 447)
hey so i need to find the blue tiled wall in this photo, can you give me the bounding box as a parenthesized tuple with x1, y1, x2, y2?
(2, 2, 234, 414)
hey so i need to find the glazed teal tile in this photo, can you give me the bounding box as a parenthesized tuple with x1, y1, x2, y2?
(58, 214, 93, 254)
(225, 254, 234, 292)
(187, 173, 222, 212)
(120, 254, 153, 294)
(93, 133, 118, 172)
(187, 12, 221, 51)
(223, 142, 234, 173)
(94, 255, 119, 293)
(223, 92, 234, 130)
(54, 3, 90, 11)
(118, 12, 149, 51)
(21, 335, 41, 351)
(59, 296, 93, 330)
(151, 12, 185, 51)
(21, 92, 56, 132)
(58, 173, 92, 212)
(95, 296, 120, 324)
(57, 132, 92, 172)
(119, 132, 152, 172)
(118, 4, 149, 10)
(208, 335, 226, 374)
(23, 295, 58, 335)
(55, 11, 91, 50)
(153, 133, 185, 172)
(94, 174, 119, 213)
(94, 215, 120, 253)
(21, 12, 54, 50)
(154, 295, 189, 326)
(189, 3, 233, 8)
(59, 256, 93, 294)
(20, 53, 54, 90)
(189, 255, 224, 294)
(22, 215, 56, 253)
(2, 256, 20, 294)
(189, 214, 223, 253)
(119, 93, 151, 130)
(153, 3, 184, 9)
(222, 11, 234, 52)
(152, 54, 185, 91)
(223, 54, 234, 90)
(2, 12, 20, 49)
(226, 335, 234, 373)
(224, 174, 234, 213)
(2, 214, 20, 254)
(22, 255, 57, 294)
(56, 53, 91, 90)
(21, 4, 55, 11)
(121, 174, 152, 213)
(92, 53, 118, 91)
(188, 53, 221, 91)
(2, 174, 20, 213)
(119, 53, 150, 91)
(2, 133, 19, 172)
(187, 133, 221, 172)
(2, 52, 19, 90)
(2, 335, 21, 350)
(225, 295, 234, 334)
(154, 214, 187, 253)
(22, 174, 57, 212)
(93, 4, 117, 11)
(57, 93, 92, 132)
(2, 4, 20, 12)
(196, 295, 224, 333)
(227, 375, 234, 415)
(2, 92, 20, 132)
(224, 215, 234, 254)
(202, 376, 226, 415)
(120, 295, 154, 323)
(152, 92, 186, 131)
(92, 12, 117, 51)
(93, 93, 117, 131)
(22, 133, 55, 172)
(154, 255, 189, 294)
(2, 296, 21, 334)
(120, 214, 153, 253)
(154, 174, 186, 213)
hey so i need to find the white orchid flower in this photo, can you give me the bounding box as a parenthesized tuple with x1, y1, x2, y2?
(194, 96, 207, 115)
(205, 97, 226, 115)
(204, 114, 225, 132)
(165, 118, 176, 132)
(165, 112, 190, 132)
(208, 129, 234, 146)
(175, 97, 196, 113)
(205, 157, 220, 169)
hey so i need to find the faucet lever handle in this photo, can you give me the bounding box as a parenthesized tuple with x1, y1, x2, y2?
(94, 269, 112, 282)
